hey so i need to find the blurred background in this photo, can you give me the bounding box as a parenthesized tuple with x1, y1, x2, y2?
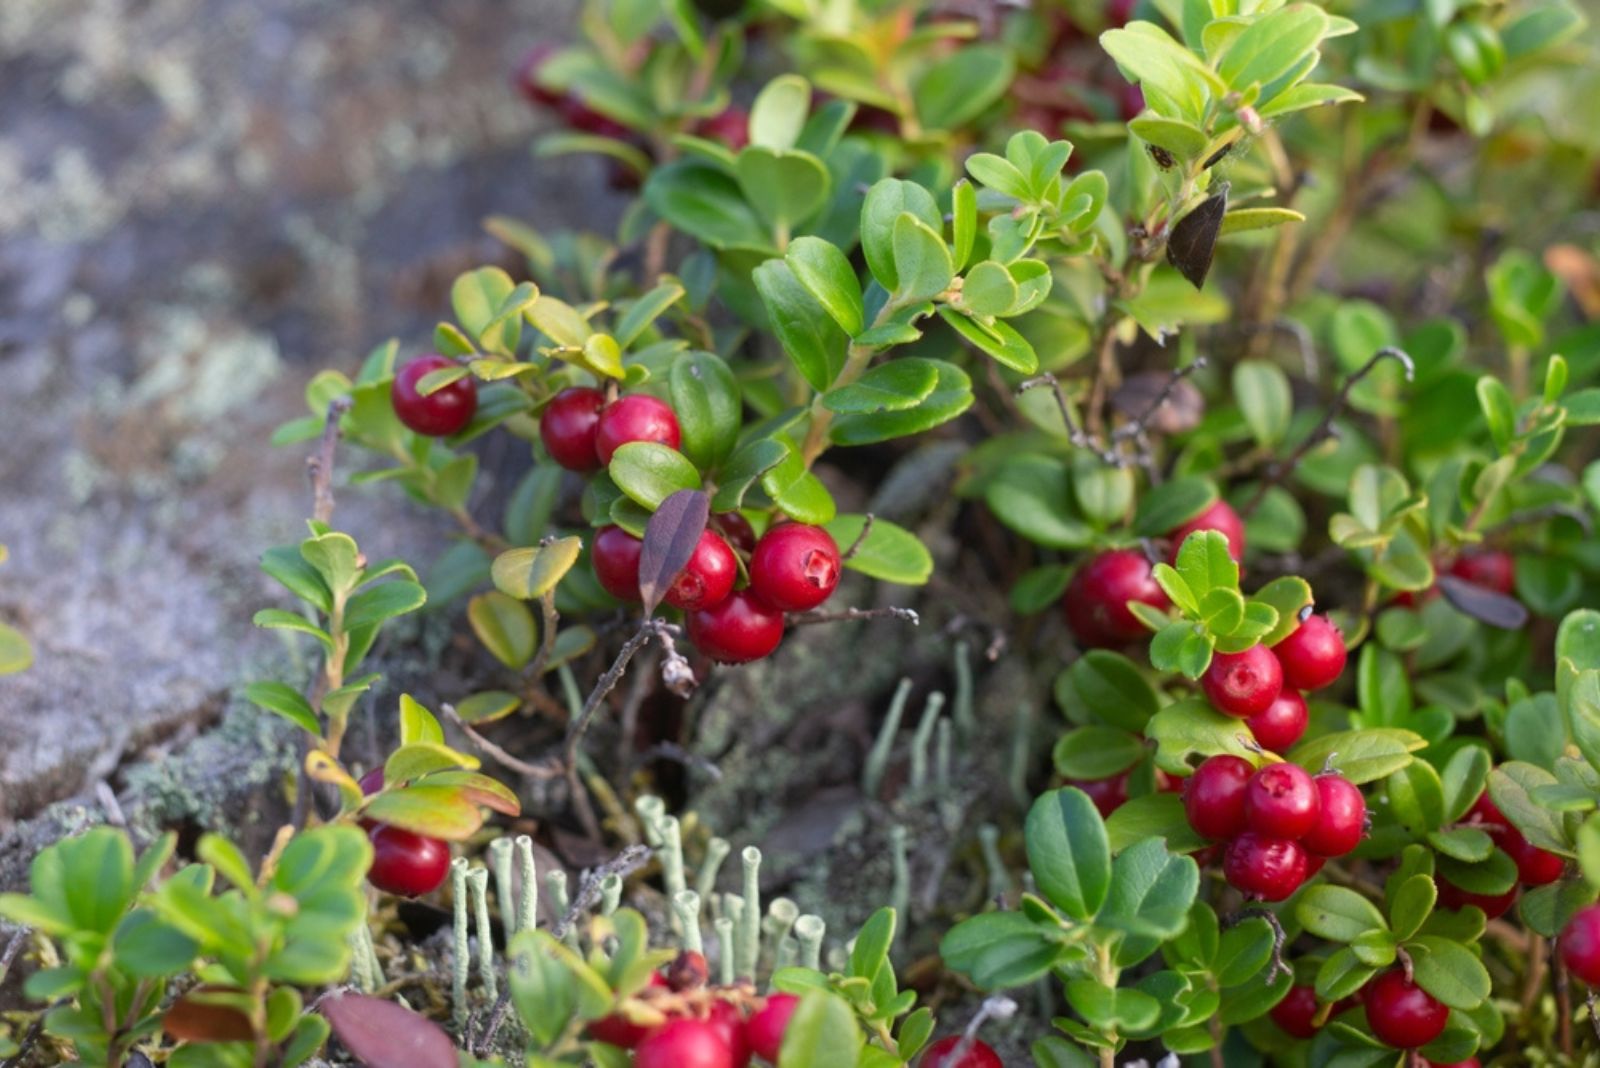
(0, 0, 620, 828)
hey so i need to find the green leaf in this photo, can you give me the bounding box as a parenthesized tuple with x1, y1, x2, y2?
(823, 515, 932, 585)
(253, 609, 333, 651)
(1053, 650, 1160, 732)
(1389, 873, 1437, 940)
(1257, 82, 1364, 118)
(1219, 208, 1307, 236)
(1388, 760, 1447, 834)
(1052, 727, 1146, 780)
(750, 74, 811, 152)
(508, 931, 577, 1046)
(982, 455, 1092, 549)
(860, 179, 942, 291)
(1150, 620, 1215, 678)
(753, 260, 849, 391)
(1071, 454, 1135, 526)
(962, 261, 1020, 317)
(492, 537, 583, 600)
(614, 282, 686, 348)
(912, 44, 1014, 131)
(940, 911, 1065, 989)
(951, 180, 977, 270)
(786, 237, 864, 336)
(1476, 377, 1517, 454)
(1129, 115, 1209, 161)
(1065, 979, 1161, 1032)
(822, 360, 939, 414)
(113, 909, 199, 977)
(645, 160, 771, 251)
(760, 446, 837, 524)
(399, 694, 445, 746)
(778, 991, 861, 1068)
(1100, 22, 1221, 124)
(608, 442, 702, 510)
(1292, 729, 1425, 785)
(1296, 885, 1388, 943)
(1025, 788, 1112, 920)
(243, 682, 321, 737)
(1253, 577, 1314, 647)
(467, 591, 536, 669)
(1147, 698, 1259, 773)
(939, 309, 1040, 373)
(829, 360, 973, 446)
(454, 691, 520, 724)
(1407, 935, 1491, 1009)
(711, 438, 790, 513)
(669, 351, 742, 470)
(363, 785, 483, 840)
(343, 581, 427, 632)
(1133, 477, 1218, 536)
(1175, 529, 1238, 602)
(1488, 762, 1568, 852)
(525, 294, 593, 351)
(1099, 840, 1199, 962)
(1216, 4, 1330, 98)
(1104, 793, 1209, 854)
(892, 213, 954, 304)
(1233, 360, 1293, 447)
(451, 267, 524, 354)
(736, 147, 831, 234)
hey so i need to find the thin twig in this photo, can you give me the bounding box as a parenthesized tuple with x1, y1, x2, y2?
(308, 397, 352, 525)
(551, 844, 653, 940)
(630, 741, 725, 781)
(1109, 357, 1210, 443)
(1225, 907, 1292, 984)
(1239, 347, 1414, 517)
(441, 703, 558, 779)
(787, 606, 920, 627)
(0, 927, 27, 985)
(842, 515, 875, 561)
(563, 620, 667, 771)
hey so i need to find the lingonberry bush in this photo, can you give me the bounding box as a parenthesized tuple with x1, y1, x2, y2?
(4, 0, 1599, 1063)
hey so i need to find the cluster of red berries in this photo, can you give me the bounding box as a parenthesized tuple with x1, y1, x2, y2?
(1434, 790, 1565, 918)
(357, 768, 453, 898)
(590, 954, 999, 1067)
(1183, 754, 1366, 901)
(1271, 971, 1465, 1053)
(542, 386, 842, 664)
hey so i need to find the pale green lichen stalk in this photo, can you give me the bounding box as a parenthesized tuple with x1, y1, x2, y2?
(451, 858, 471, 1030)
(469, 867, 497, 1001)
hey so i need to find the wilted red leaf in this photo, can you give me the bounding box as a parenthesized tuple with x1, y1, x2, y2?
(638, 488, 710, 615)
(163, 988, 254, 1042)
(322, 991, 458, 1068)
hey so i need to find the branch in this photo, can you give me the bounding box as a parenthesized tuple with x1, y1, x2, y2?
(787, 605, 920, 627)
(441, 703, 558, 780)
(842, 514, 875, 561)
(307, 397, 352, 525)
(551, 843, 653, 939)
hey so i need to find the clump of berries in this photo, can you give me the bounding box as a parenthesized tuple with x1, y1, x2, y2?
(1434, 788, 1565, 918)
(358, 768, 452, 898)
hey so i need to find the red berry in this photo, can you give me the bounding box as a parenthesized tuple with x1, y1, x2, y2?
(1364, 969, 1450, 1049)
(540, 387, 606, 471)
(558, 95, 630, 138)
(1561, 904, 1600, 984)
(1156, 769, 1185, 793)
(699, 107, 751, 151)
(367, 826, 451, 897)
(744, 993, 798, 1062)
(588, 973, 668, 1049)
(1202, 645, 1283, 717)
(714, 512, 758, 555)
(358, 767, 384, 795)
(1467, 791, 1507, 827)
(1223, 834, 1308, 901)
(1245, 762, 1320, 839)
(1070, 773, 1129, 818)
(1272, 615, 1347, 692)
(1062, 549, 1169, 647)
(917, 1036, 1004, 1068)
(1426, 1060, 1481, 1068)
(1246, 690, 1308, 753)
(1168, 499, 1245, 563)
(1505, 828, 1565, 886)
(513, 43, 565, 108)
(749, 525, 841, 612)
(1183, 755, 1253, 840)
(1270, 984, 1323, 1039)
(592, 526, 644, 602)
(708, 1000, 752, 1068)
(594, 395, 681, 466)
(391, 355, 477, 437)
(665, 530, 739, 612)
(1450, 550, 1515, 595)
(687, 590, 785, 664)
(634, 1017, 736, 1068)
(1301, 775, 1366, 858)
(1434, 875, 1516, 919)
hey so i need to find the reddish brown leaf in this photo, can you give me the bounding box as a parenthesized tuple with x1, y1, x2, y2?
(1438, 574, 1529, 630)
(322, 992, 458, 1068)
(1166, 184, 1228, 290)
(164, 989, 254, 1042)
(638, 488, 710, 615)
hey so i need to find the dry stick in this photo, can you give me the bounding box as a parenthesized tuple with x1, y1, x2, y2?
(788, 605, 920, 627)
(842, 515, 875, 561)
(1017, 373, 1119, 465)
(441, 703, 558, 780)
(1239, 346, 1415, 519)
(1224, 906, 1293, 984)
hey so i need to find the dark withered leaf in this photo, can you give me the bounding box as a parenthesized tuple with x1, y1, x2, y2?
(322, 993, 457, 1068)
(639, 488, 710, 615)
(1437, 574, 1530, 630)
(1166, 185, 1228, 290)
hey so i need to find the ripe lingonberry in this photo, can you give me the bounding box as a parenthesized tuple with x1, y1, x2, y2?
(1183, 754, 1254, 840)
(699, 107, 751, 151)
(512, 43, 565, 109)
(749, 524, 841, 612)
(1561, 904, 1600, 984)
(687, 590, 785, 664)
(592, 526, 644, 602)
(1450, 549, 1515, 595)
(665, 530, 738, 612)
(1245, 762, 1320, 839)
(1505, 828, 1565, 885)
(744, 992, 798, 1063)
(1364, 969, 1450, 1049)
(367, 825, 451, 897)
(1272, 614, 1347, 692)
(587, 972, 668, 1049)
(540, 386, 606, 471)
(1467, 791, 1506, 827)
(1168, 499, 1245, 563)
(1222, 833, 1308, 901)
(1427, 1060, 1481, 1068)
(708, 1000, 752, 1068)
(358, 767, 384, 795)
(391, 355, 477, 437)
(634, 1017, 737, 1068)
(1070, 773, 1129, 818)
(1434, 876, 1517, 919)
(1246, 690, 1308, 753)
(594, 395, 681, 465)
(1301, 774, 1366, 858)
(1202, 644, 1283, 717)
(713, 511, 758, 555)
(1270, 984, 1323, 1039)
(1063, 549, 1169, 647)
(917, 1036, 1004, 1068)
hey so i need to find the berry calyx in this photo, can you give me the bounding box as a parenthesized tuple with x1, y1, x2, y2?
(665, 530, 739, 612)
(594, 395, 681, 466)
(1270, 984, 1323, 1039)
(1272, 614, 1347, 692)
(744, 993, 798, 1063)
(366, 826, 451, 897)
(634, 1017, 737, 1068)
(1364, 969, 1450, 1049)
(540, 387, 606, 471)
(587, 973, 668, 1049)
(1561, 904, 1600, 984)
(1450, 550, 1515, 595)
(1301, 774, 1366, 858)
(1246, 690, 1308, 753)
(749, 524, 841, 612)
(1434, 876, 1517, 919)
(1183, 755, 1254, 840)
(687, 590, 785, 664)
(1063, 549, 1169, 647)
(1168, 499, 1246, 563)
(665, 951, 710, 992)
(1070, 773, 1129, 818)
(1202, 644, 1283, 717)
(592, 526, 644, 603)
(917, 1036, 1004, 1068)
(391, 355, 478, 437)
(1505, 828, 1565, 886)
(1222, 833, 1309, 901)
(1244, 762, 1321, 839)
